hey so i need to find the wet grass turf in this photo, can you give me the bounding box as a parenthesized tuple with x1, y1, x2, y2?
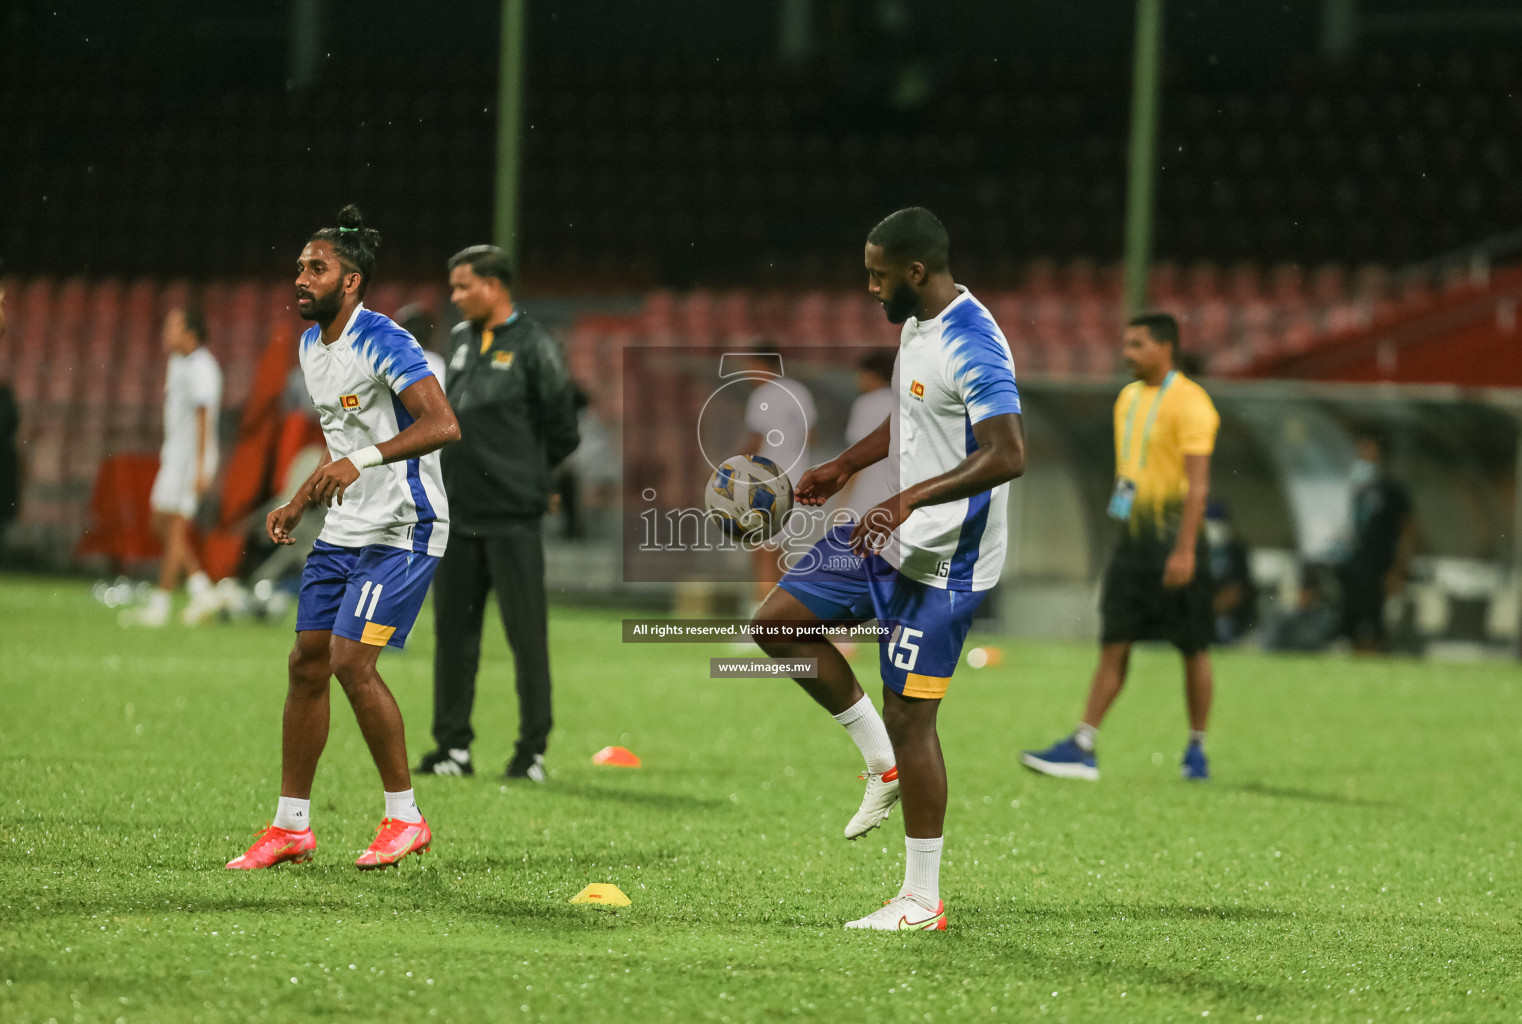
(2, 576, 1520, 1022)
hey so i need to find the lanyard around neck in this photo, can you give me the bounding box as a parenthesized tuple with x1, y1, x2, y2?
(1121, 370, 1177, 471)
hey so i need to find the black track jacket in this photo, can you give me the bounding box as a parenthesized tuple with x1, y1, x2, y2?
(439, 312, 581, 532)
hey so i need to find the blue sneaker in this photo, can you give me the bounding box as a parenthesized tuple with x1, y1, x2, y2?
(1181, 742, 1209, 781)
(1020, 737, 1099, 781)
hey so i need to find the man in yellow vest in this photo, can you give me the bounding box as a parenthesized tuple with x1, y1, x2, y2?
(1022, 311, 1219, 782)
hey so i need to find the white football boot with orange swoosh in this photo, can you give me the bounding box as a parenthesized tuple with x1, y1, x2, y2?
(844, 766, 900, 839)
(844, 895, 948, 931)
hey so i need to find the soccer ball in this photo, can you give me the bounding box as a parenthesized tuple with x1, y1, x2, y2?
(704, 455, 793, 541)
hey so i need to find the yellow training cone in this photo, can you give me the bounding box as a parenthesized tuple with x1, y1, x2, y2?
(570, 883, 631, 907)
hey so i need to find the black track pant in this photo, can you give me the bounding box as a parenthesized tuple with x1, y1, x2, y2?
(431, 523, 552, 758)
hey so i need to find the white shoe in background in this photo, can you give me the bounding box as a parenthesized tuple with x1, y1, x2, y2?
(217, 578, 252, 620)
(120, 591, 170, 628)
(181, 584, 225, 625)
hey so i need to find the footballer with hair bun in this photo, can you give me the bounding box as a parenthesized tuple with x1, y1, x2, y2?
(225, 205, 460, 872)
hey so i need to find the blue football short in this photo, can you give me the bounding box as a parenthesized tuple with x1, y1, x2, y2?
(295, 540, 440, 649)
(778, 524, 988, 699)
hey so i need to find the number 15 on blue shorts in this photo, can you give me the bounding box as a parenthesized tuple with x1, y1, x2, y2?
(295, 540, 440, 649)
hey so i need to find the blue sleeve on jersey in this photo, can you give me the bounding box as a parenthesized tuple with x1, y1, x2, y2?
(354, 311, 434, 395)
(942, 302, 1022, 422)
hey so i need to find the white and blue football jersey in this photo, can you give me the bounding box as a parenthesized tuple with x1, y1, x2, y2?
(884, 286, 1021, 591)
(298, 304, 449, 557)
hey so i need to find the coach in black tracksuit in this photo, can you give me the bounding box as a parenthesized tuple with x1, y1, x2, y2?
(418, 245, 580, 781)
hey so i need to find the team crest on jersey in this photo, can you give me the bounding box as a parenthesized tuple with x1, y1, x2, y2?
(910, 380, 926, 399)
(340, 394, 361, 410)
(491, 351, 515, 369)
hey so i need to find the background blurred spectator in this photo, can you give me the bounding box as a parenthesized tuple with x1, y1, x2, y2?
(1263, 565, 1341, 652)
(1341, 431, 1416, 652)
(1205, 499, 1257, 643)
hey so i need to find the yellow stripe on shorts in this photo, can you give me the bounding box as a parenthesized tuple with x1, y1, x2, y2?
(902, 673, 950, 699)
(360, 622, 397, 646)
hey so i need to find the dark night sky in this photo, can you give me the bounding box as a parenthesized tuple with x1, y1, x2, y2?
(5, 2, 1519, 283)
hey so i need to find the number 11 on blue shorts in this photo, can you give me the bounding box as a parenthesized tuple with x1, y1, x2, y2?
(294, 540, 441, 649)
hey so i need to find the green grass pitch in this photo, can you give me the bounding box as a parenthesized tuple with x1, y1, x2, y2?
(2, 576, 1519, 1023)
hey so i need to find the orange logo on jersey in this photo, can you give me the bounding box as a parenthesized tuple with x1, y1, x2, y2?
(340, 394, 361, 410)
(910, 380, 925, 399)
(491, 351, 515, 369)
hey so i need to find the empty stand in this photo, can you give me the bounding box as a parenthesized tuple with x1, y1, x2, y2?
(4, 50, 1520, 287)
(0, 247, 1494, 560)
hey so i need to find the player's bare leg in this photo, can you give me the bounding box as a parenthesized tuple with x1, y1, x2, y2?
(153, 511, 180, 590)
(121, 513, 183, 627)
(327, 635, 431, 866)
(1180, 651, 1213, 780)
(844, 688, 947, 930)
(122, 510, 219, 627)
(280, 629, 333, 800)
(160, 513, 205, 589)
(880, 689, 944, 838)
(1021, 642, 1130, 780)
(165, 512, 220, 624)
(751, 545, 786, 608)
(1183, 651, 1213, 731)
(328, 636, 412, 793)
(751, 587, 898, 838)
(751, 586, 862, 714)
(227, 629, 331, 869)
(1080, 642, 1133, 728)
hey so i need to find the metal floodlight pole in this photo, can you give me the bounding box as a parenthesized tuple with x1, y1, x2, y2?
(495, 0, 528, 266)
(1123, 0, 1165, 318)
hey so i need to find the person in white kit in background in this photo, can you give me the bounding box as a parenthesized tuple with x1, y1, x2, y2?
(833, 349, 898, 519)
(396, 302, 448, 383)
(824, 349, 898, 657)
(740, 343, 816, 604)
(121, 304, 223, 628)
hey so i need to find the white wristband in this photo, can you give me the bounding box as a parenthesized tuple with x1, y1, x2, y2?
(348, 445, 384, 470)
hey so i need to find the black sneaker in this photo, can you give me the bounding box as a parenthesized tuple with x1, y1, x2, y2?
(417, 748, 473, 777)
(505, 751, 547, 782)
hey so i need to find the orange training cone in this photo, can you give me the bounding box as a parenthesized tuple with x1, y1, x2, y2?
(592, 746, 641, 768)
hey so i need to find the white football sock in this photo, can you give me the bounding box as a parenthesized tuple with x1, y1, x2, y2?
(188, 572, 213, 597)
(384, 788, 423, 823)
(901, 836, 944, 910)
(146, 589, 171, 614)
(1188, 729, 1206, 747)
(1073, 722, 1098, 753)
(273, 796, 310, 832)
(832, 694, 895, 774)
